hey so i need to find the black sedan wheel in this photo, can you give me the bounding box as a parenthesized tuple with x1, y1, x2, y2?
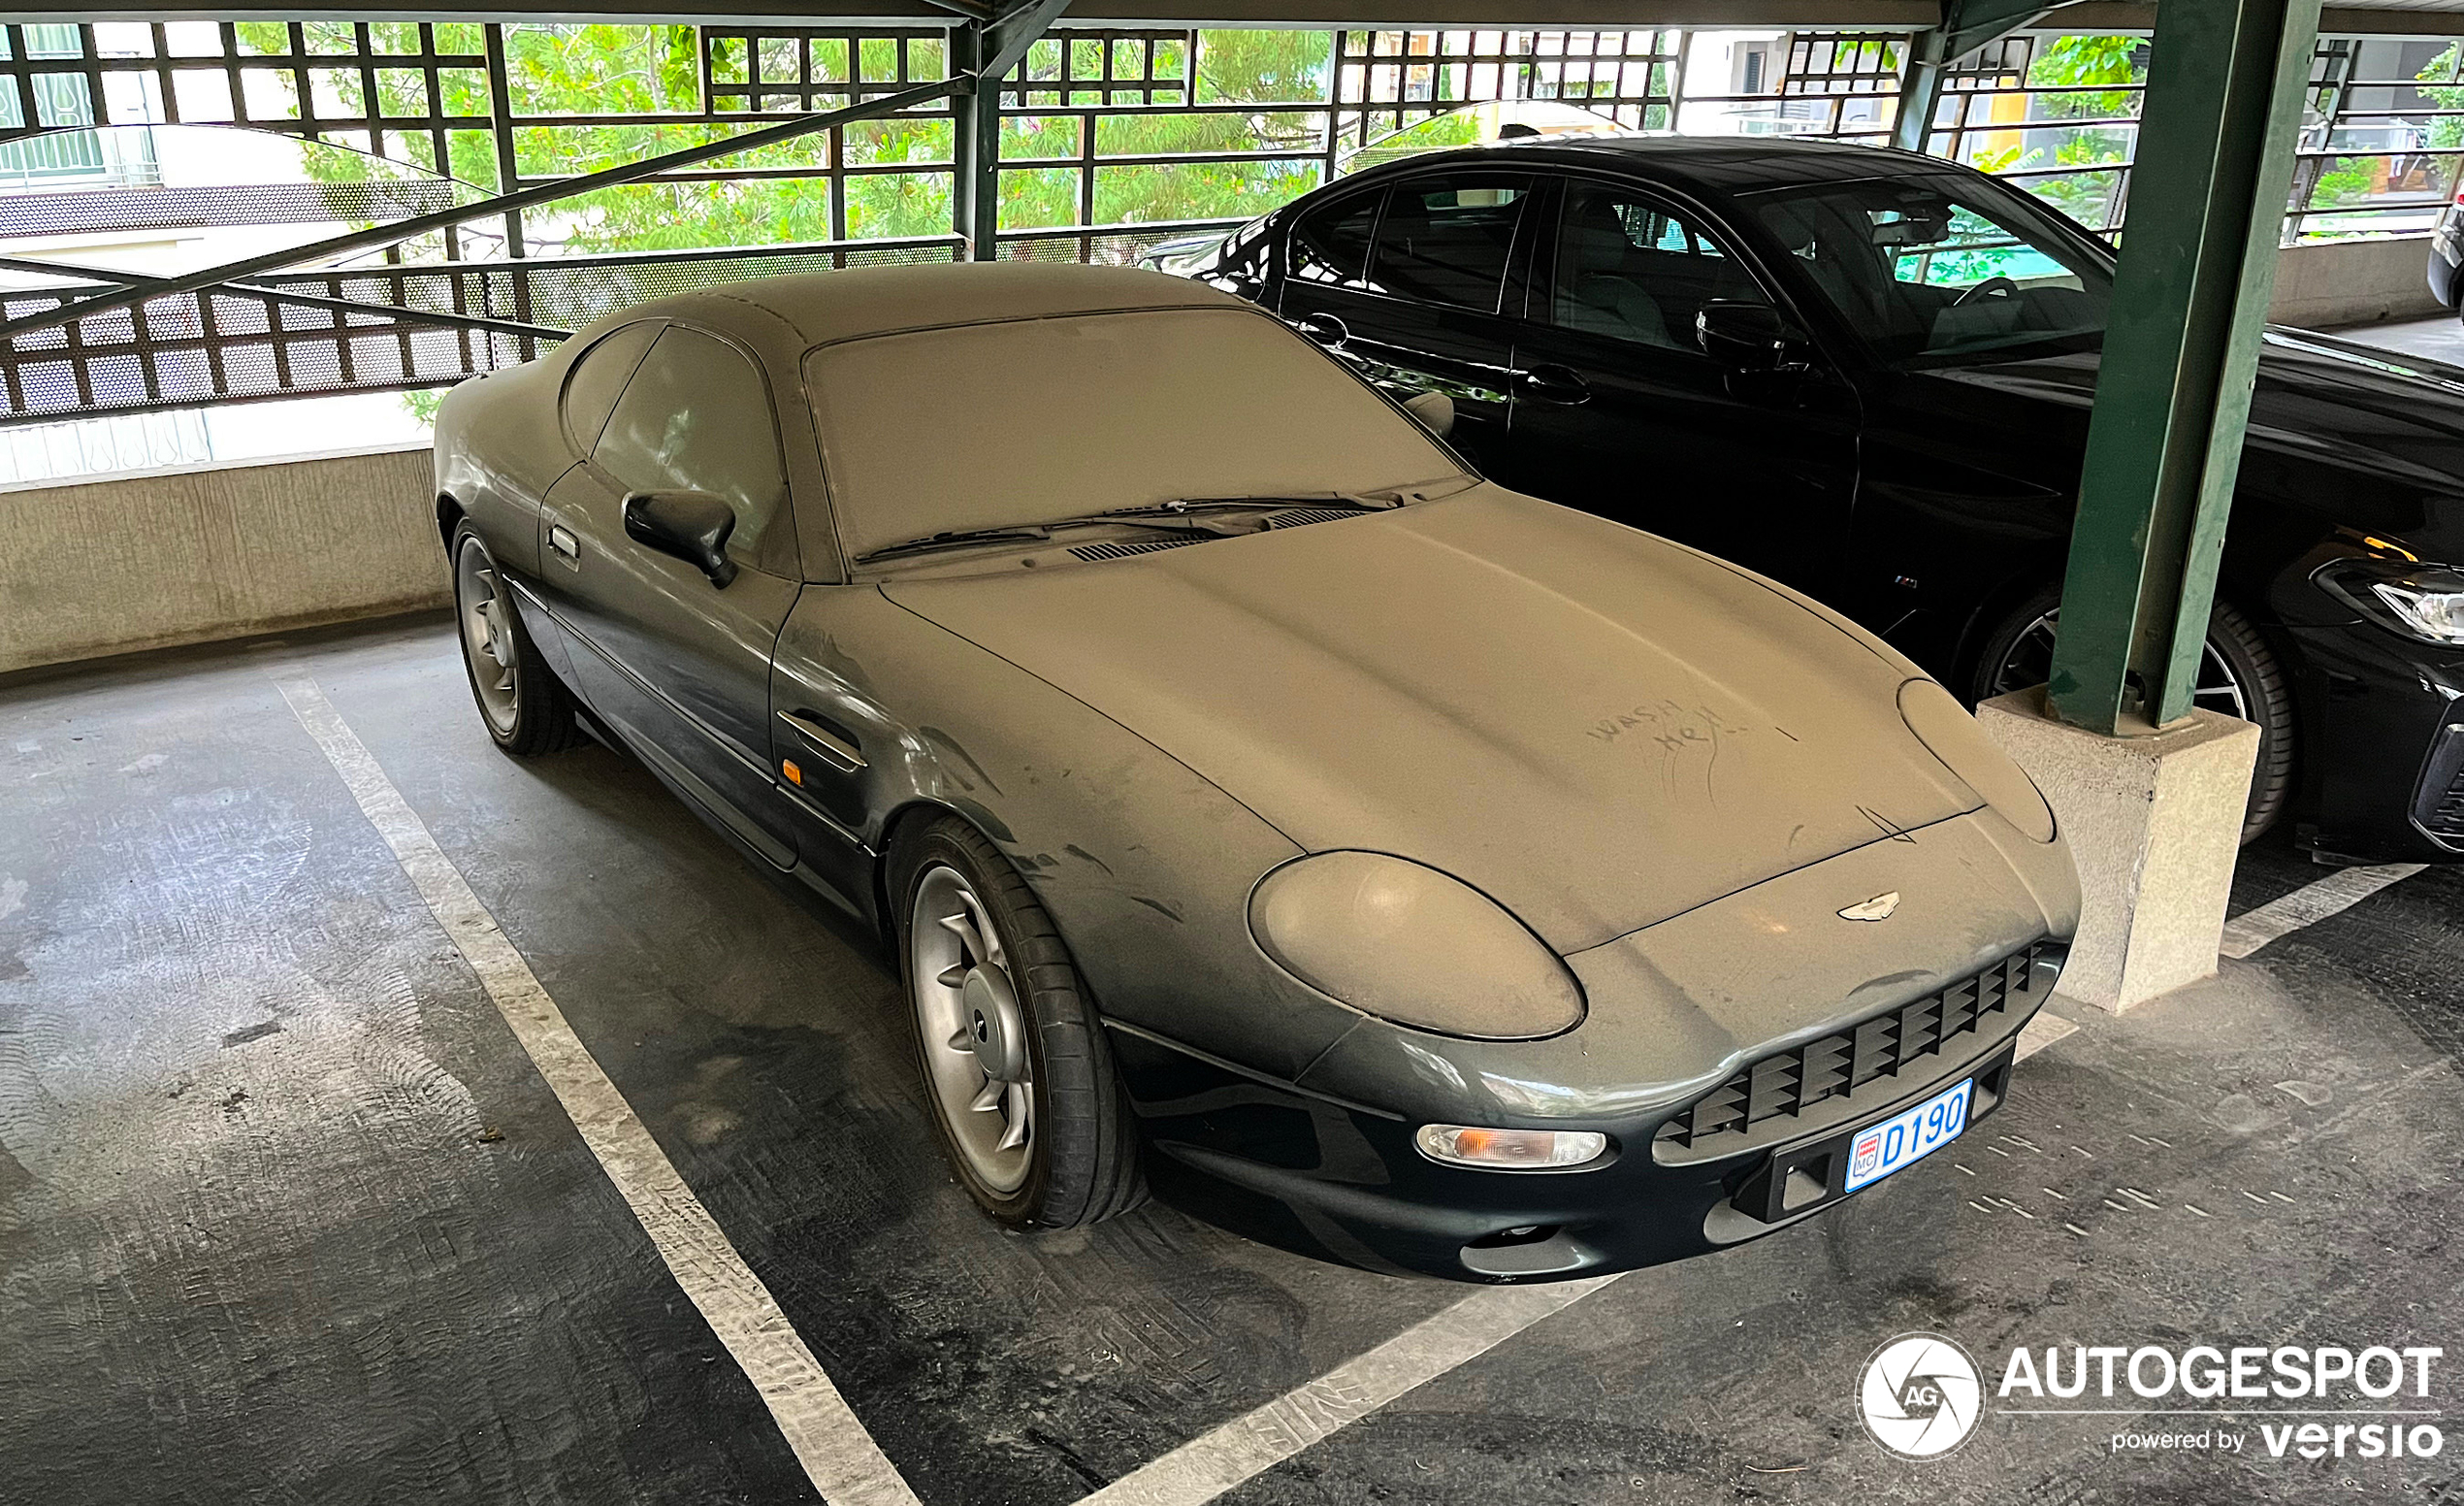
(1973, 589, 2295, 843)
(452, 526, 582, 757)
(891, 814, 1144, 1229)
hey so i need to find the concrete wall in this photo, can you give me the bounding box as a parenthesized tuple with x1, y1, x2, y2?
(0, 443, 445, 676)
(2269, 233, 2445, 330)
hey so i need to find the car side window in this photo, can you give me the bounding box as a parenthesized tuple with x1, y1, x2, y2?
(1368, 173, 1534, 313)
(1550, 182, 1764, 352)
(594, 327, 788, 564)
(559, 320, 659, 455)
(1288, 190, 1379, 290)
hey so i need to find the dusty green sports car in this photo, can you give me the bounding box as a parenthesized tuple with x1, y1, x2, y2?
(433, 261, 2078, 1281)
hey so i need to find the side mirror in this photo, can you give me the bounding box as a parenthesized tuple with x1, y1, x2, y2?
(623, 489, 738, 587)
(1402, 389, 1455, 438)
(1696, 301, 1808, 374)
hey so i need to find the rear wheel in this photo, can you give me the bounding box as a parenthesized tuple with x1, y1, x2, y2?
(1972, 588, 2295, 843)
(452, 527, 582, 757)
(890, 814, 1144, 1228)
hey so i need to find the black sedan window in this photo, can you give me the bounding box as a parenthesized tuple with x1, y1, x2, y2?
(1744, 176, 2112, 367)
(1367, 174, 1534, 313)
(1551, 183, 1762, 351)
(1289, 191, 1378, 289)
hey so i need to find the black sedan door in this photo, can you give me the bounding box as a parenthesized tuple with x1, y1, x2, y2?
(1503, 175, 1862, 602)
(536, 324, 804, 868)
(1273, 168, 1538, 475)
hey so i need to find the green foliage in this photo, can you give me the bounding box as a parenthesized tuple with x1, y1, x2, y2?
(2026, 35, 2144, 121)
(2417, 43, 2464, 149)
(2307, 155, 2380, 210)
(248, 22, 1338, 246)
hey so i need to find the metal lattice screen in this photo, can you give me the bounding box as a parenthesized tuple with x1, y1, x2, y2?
(7, 18, 2464, 434)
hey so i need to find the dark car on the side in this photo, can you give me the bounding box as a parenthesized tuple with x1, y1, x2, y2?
(1167, 136, 2464, 862)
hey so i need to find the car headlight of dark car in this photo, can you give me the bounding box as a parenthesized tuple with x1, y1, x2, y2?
(2314, 557, 2464, 645)
(1246, 850, 1585, 1040)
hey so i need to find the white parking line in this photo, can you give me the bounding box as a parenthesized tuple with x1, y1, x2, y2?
(1077, 989, 2087, 1506)
(2221, 863, 2427, 960)
(275, 672, 920, 1506)
(1077, 1276, 1617, 1506)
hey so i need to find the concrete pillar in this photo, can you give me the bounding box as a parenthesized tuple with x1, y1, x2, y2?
(1975, 688, 2258, 1012)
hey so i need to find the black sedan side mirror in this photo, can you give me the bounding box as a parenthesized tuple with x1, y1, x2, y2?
(1696, 301, 1809, 374)
(624, 489, 738, 587)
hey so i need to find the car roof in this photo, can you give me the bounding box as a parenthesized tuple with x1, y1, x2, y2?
(1344, 135, 1959, 198)
(576, 261, 1255, 355)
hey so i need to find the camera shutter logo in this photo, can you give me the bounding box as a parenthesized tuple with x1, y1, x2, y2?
(1860, 1333, 1984, 1459)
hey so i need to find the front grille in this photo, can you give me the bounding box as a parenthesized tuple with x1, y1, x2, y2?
(2426, 765, 2464, 839)
(1067, 537, 1206, 562)
(1654, 938, 2052, 1159)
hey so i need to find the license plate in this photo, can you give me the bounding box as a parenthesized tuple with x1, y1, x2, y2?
(1843, 1078, 1972, 1194)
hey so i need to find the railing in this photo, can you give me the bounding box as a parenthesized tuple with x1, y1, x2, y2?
(4, 17, 2463, 433)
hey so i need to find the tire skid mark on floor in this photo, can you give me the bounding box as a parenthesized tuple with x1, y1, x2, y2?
(273, 671, 920, 1506)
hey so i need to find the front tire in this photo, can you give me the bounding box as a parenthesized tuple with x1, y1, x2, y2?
(890, 814, 1144, 1229)
(452, 526, 583, 757)
(1971, 587, 2295, 843)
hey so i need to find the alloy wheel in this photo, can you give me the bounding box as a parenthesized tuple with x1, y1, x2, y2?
(455, 538, 520, 736)
(909, 864, 1034, 1195)
(1989, 608, 2249, 721)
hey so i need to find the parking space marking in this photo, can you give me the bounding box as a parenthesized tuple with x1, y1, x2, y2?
(1078, 981, 2087, 1504)
(1077, 1276, 1616, 1506)
(2220, 863, 2426, 959)
(275, 672, 920, 1506)
(2015, 1013, 2077, 1061)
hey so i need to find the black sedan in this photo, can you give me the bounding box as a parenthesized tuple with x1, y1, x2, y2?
(1165, 136, 2464, 861)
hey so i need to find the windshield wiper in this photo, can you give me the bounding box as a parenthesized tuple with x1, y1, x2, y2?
(1109, 491, 1411, 516)
(856, 492, 1419, 566)
(856, 525, 1054, 564)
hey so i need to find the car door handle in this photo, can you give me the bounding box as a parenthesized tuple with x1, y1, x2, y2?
(777, 709, 865, 772)
(548, 524, 579, 563)
(1295, 312, 1348, 349)
(1515, 364, 1591, 405)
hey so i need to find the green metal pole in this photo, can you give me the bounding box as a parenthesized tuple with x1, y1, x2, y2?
(1892, 28, 1950, 154)
(1892, 0, 2052, 155)
(950, 21, 1000, 261)
(2043, 0, 2320, 733)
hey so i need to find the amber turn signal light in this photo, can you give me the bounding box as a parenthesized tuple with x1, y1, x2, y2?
(1414, 1124, 1607, 1169)
(781, 759, 802, 786)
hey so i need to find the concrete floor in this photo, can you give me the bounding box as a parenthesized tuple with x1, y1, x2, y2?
(4, 614, 2462, 1504)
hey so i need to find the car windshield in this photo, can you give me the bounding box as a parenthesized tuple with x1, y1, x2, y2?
(805, 307, 1463, 562)
(1741, 175, 2112, 368)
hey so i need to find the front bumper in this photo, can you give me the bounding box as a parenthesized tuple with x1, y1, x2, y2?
(1113, 940, 2061, 1282)
(2286, 620, 2464, 861)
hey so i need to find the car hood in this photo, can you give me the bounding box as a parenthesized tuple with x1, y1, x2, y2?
(1908, 328, 2464, 503)
(883, 486, 1985, 953)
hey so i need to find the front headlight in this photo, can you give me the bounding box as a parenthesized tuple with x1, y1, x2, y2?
(2315, 558, 2464, 644)
(1899, 679, 2057, 843)
(1247, 850, 1585, 1040)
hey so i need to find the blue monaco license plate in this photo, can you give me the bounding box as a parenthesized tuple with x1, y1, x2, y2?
(1843, 1078, 1972, 1194)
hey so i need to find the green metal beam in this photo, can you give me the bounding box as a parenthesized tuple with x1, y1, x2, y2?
(952, 0, 1072, 259)
(1890, 0, 2054, 154)
(2044, 0, 2320, 734)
